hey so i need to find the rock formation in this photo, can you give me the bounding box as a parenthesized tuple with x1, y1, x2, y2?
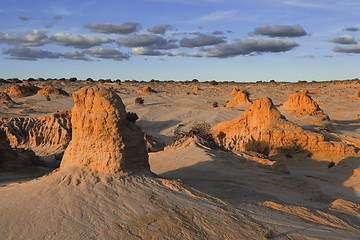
(36, 86, 69, 96)
(4, 84, 40, 97)
(226, 91, 252, 107)
(137, 86, 156, 94)
(281, 91, 329, 120)
(0, 92, 14, 103)
(227, 88, 240, 96)
(213, 97, 355, 155)
(61, 86, 149, 173)
(0, 129, 38, 168)
(350, 90, 360, 99)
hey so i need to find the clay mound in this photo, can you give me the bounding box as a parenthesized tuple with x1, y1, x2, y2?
(0, 92, 14, 102)
(213, 97, 355, 155)
(281, 91, 329, 120)
(226, 91, 252, 107)
(36, 86, 69, 96)
(4, 84, 40, 97)
(137, 86, 156, 94)
(0, 129, 38, 168)
(227, 88, 240, 96)
(350, 90, 360, 99)
(61, 86, 149, 173)
(0, 111, 71, 167)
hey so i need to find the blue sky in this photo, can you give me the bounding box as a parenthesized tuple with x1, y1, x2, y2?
(0, 0, 359, 82)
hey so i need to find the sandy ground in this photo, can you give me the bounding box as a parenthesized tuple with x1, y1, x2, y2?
(0, 79, 359, 239)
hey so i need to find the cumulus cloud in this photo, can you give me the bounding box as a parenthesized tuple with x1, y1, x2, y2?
(3, 47, 61, 60)
(180, 33, 226, 48)
(333, 44, 360, 54)
(202, 38, 299, 58)
(50, 33, 113, 48)
(84, 47, 130, 60)
(0, 30, 50, 47)
(62, 50, 91, 61)
(84, 22, 139, 34)
(330, 35, 357, 44)
(253, 24, 307, 37)
(344, 27, 359, 32)
(117, 34, 178, 49)
(131, 47, 162, 56)
(148, 24, 173, 34)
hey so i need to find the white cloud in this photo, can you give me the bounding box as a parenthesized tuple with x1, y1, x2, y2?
(330, 35, 356, 44)
(85, 47, 130, 60)
(51, 33, 113, 48)
(0, 30, 50, 47)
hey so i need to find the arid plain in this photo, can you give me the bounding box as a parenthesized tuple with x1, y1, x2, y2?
(0, 78, 359, 239)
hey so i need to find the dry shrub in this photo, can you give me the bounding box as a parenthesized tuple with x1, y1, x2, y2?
(127, 112, 139, 123)
(135, 97, 144, 105)
(243, 139, 271, 155)
(172, 123, 219, 149)
(212, 102, 218, 108)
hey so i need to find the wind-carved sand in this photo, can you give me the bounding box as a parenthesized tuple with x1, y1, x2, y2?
(0, 79, 359, 239)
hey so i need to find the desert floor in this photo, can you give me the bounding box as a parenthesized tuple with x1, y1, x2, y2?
(0, 79, 359, 239)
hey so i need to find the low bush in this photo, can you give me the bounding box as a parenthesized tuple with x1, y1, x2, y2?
(135, 97, 144, 105)
(243, 139, 271, 155)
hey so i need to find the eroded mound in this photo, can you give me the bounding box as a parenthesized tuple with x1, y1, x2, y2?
(0, 129, 38, 168)
(4, 84, 40, 97)
(0, 92, 14, 102)
(36, 86, 69, 96)
(226, 91, 252, 107)
(61, 86, 149, 173)
(281, 91, 329, 120)
(227, 88, 240, 96)
(350, 90, 360, 99)
(213, 97, 355, 155)
(137, 86, 156, 94)
(0, 111, 71, 167)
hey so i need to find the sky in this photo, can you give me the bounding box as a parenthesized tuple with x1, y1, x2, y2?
(0, 0, 360, 82)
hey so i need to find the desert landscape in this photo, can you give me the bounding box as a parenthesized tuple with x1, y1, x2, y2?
(0, 78, 359, 239)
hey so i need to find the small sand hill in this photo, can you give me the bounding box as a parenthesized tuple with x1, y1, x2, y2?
(227, 88, 240, 96)
(0, 92, 14, 103)
(0, 86, 265, 239)
(281, 91, 329, 120)
(36, 86, 69, 96)
(137, 86, 156, 94)
(350, 90, 360, 99)
(226, 91, 252, 107)
(4, 84, 40, 97)
(213, 97, 355, 155)
(61, 86, 149, 173)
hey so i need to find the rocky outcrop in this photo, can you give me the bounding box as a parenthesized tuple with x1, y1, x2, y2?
(137, 86, 156, 94)
(61, 86, 149, 173)
(0, 129, 38, 168)
(0, 111, 71, 167)
(4, 84, 40, 97)
(227, 88, 240, 96)
(36, 86, 69, 96)
(0, 92, 14, 102)
(350, 90, 360, 99)
(281, 91, 329, 120)
(226, 91, 252, 107)
(213, 97, 356, 155)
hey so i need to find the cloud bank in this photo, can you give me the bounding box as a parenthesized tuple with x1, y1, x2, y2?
(84, 22, 139, 34)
